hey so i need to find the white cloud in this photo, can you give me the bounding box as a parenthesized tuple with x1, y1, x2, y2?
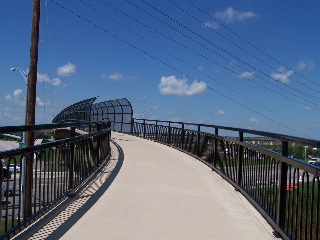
(38, 73, 62, 86)
(5, 94, 13, 100)
(13, 89, 23, 101)
(158, 76, 207, 96)
(36, 97, 45, 107)
(218, 110, 226, 115)
(249, 117, 259, 123)
(270, 67, 294, 84)
(296, 60, 315, 71)
(197, 66, 204, 71)
(203, 21, 221, 30)
(57, 62, 76, 77)
(238, 71, 254, 79)
(215, 7, 258, 23)
(52, 78, 62, 86)
(106, 72, 123, 81)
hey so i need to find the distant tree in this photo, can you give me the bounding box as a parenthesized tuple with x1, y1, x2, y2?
(289, 144, 305, 160)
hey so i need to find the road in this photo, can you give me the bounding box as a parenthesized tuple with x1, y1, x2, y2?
(0, 140, 19, 152)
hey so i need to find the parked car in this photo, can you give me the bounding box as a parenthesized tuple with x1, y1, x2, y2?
(1, 185, 16, 197)
(8, 164, 20, 173)
(308, 157, 320, 165)
(2, 167, 12, 181)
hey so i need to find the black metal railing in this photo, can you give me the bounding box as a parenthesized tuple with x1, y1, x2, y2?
(0, 121, 111, 239)
(132, 119, 320, 240)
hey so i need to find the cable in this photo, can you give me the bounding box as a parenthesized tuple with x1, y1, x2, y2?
(141, 0, 320, 103)
(186, 0, 320, 90)
(98, 0, 318, 107)
(49, 0, 317, 138)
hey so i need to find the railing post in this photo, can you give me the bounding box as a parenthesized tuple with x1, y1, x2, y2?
(131, 118, 134, 134)
(181, 123, 185, 149)
(155, 120, 158, 141)
(277, 140, 288, 233)
(197, 125, 201, 156)
(237, 132, 244, 188)
(96, 123, 101, 166)
(168, 123, 171, 144)
(213, 128, 218, 168)
(143, 119, 146, 138)
(68, 127, 76, 195)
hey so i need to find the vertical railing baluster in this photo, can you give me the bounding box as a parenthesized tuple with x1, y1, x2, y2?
(197, 126, 201, 156)
(181, 123, 185, 149)
(276, 140, 288, 237)
(213, 128, 218, 168)
(168, 123, 171, 144)
(68, 127, 76, 195)
(143, 119, 146, 138)
(237, 132, 244, 188)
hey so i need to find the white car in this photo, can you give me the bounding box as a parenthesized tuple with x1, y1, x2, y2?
(8, 164, 20, 173)
(308, 157, 320, 165)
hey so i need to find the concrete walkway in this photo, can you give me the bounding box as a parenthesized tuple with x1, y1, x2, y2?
(28, 132, 275, 240)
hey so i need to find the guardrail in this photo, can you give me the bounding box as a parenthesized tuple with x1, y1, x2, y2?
(0, 121, 111, 239)
(132, 119, 320, 240)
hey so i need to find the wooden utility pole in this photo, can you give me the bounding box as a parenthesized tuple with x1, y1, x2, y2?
(25, 0, 40, 219)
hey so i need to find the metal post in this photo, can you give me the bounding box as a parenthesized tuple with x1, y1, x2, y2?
(143, 119, 146, 138)
(214, 128, 218, 168)
(155, 121, 158, 141)
(131, 117, 134, 134)
(96, 123, 101, 166)
(197, 125, 201, 156)
(168, 123, 171, 144)
(9, 68, 28, 218)
(237, 132, 244, 188)
(181, 123, 185, 149)
(277, 140, 288, 232)
(68, 127, 76, 194)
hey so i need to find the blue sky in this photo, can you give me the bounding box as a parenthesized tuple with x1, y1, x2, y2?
(1, 0, 320, 139)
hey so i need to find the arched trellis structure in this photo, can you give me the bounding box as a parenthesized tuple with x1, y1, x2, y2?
(52, 97, 133, 132)
(52, 97, 97, 123)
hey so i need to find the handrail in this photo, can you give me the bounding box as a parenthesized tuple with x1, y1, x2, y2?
(132, 119, 320, 240)
(0, 121, 111, 239)
(134, 118, 320, 148)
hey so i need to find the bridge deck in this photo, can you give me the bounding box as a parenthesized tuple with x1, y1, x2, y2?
(29, 132, 274, 240)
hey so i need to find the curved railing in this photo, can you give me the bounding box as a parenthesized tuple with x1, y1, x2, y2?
(0, 121, 111, 239)
(132, 119, 320, 240)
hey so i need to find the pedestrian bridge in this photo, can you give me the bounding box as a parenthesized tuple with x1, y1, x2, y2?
(1, 97, 319, 240)
(25, 132, 273, 240)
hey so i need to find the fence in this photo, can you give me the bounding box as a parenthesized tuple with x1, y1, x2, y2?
(0, 121, 111, 239)
(132, 119, 320, 240)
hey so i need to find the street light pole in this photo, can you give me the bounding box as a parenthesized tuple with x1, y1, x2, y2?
(10, 67, 28, 218)
(10, 68, 28, 129)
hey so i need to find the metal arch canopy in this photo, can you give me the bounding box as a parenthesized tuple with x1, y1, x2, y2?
(52, 97, 133, 132)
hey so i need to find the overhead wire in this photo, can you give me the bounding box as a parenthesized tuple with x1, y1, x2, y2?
(102, 0, 318, 107)
(49, 0, 318, 138)
(85, 0, 320, 137)
(186, 0, 320, 90)
(140, 0, 320, 103)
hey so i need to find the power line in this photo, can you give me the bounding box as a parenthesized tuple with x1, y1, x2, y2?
(98, 0, 318, 107)
(140, 0, 320, 103)
(186, 0, 320, 90)
(49, 0, 318, 138)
